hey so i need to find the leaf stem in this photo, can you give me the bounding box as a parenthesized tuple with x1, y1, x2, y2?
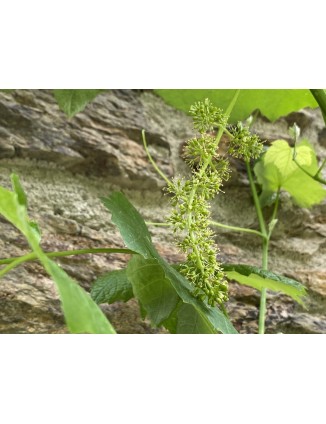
(142, 129, 171, 186)
(246, 161, 267, 238)
(209, 220, 266, 239)
(0, 247, 136, 277)
(293, 158, 326, 185)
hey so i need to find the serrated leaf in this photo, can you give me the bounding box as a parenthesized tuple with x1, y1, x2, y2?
(101, 193, 159, 258)
(53, 89, 103, 118)
(0, 176, 115, 334)
(91, 269, 134, 304)
(222, 263, 307, 306)
(164, 302, 215, 334)
(102, 191, 238, 334)
(127, 256, 179, 326)
(155, 89, 318, 123)
(254, 140, 326, 207)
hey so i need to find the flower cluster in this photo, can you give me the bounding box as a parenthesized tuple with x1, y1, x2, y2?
(189, 98, 227, 133)
(228, 122, 263, 161)
(167, 99, 263, 307)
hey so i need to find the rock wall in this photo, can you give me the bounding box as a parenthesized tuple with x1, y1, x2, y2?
(0, 89, 325, 333)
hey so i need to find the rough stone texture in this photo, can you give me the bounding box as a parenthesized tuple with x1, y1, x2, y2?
(0, 89, 325, 334)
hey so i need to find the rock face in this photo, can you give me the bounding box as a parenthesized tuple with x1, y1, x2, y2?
(0, 89, 325, 334)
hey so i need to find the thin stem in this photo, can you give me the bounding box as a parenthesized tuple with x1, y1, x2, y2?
(246, 160, 270, 334)
(0, 247, 136, 277)
(142, 129, 171, 186)
(258, 240, 269, 334)
(316, 157, 326, 178)
(0, 253, 35, 278)
(209, 220, 266, 239)
(145, 222, 171, 227)
(246, 161, 267, 237)
(293, 158, 326, 185)
(269, 189, 280, 233)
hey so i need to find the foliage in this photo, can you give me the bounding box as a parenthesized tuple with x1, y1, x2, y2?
(254, 139, 326, 207)
(222, 264, 307, 306)
(101, 192, 237, 334)
(1, 89, 325, 334)
(154, 89, 318, 123)
(53, 89, 103, 118)
(91, 269, 133, 304)
(0, 175, 115, 334)
(165, 96, 263, 307)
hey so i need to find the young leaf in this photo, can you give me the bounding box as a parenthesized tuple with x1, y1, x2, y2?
(263, 139, 313, 177)
(102, 191, 238, 334)
(155, 89, 318, 123)
(254, 140, 326, 207)
(91, 269, 134, 304)
(222, 263, 307, 306)
(0, 176, 115, 334)
(53, 89, 103, 118)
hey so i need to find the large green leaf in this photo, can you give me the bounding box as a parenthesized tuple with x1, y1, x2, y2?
(44, 259, 116, 333)
(254, 139, 326, 207)
(53, 89, 103, 118)
(91, 269, 134, 304)
(102, 191, 238, 334)
(222, 263, 307, 306)
(155, 89, 318, 123)
(0, 175, 115, 334)
(127, 256, 179, 326)
(163, 302, 215, 334)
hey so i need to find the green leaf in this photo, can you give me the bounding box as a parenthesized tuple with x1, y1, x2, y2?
(155, 89, 318, 123)
(102, 191, 238, 334)
(127, 256, 179, 326)
(91, 269, 134, 304)
(164, 302, 215, 334)
(254, 140, 326, 207)
(0, 176, 115, 334)
(11, 173, 28, 207)
(101, 192, 158, 258)
(222, 263, 307, 306)
(53, 89, 103, 118)
(264, 140, 313, 179)
(44, 259, 116, 333)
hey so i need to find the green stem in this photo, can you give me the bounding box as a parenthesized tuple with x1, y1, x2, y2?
(270, 189, 280, 227)
(293, 158, 326, 185)
(310, 89, 326, 125)
(142, 129, 171, 186)
(246, 160, 270, 334)
(0, 247, 136, 277)
(209, 220, 266, 239)
(258, 242, 269, 334)
(316, 157, 326, 179)
(246, 161, 267, 238)
(145, 222, 171, 227)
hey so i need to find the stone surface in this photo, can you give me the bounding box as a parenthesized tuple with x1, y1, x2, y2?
(0, 89, 325, 333)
